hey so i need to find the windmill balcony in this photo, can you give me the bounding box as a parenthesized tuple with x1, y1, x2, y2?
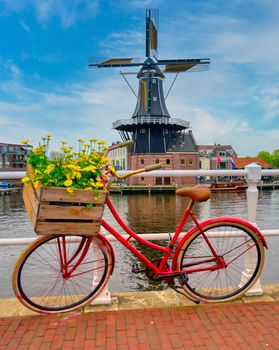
(113, 116, 190, 129)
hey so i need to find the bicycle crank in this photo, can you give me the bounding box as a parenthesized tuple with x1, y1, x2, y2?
(145, 258, 169, 282)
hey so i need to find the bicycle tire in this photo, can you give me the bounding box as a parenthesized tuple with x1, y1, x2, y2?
(175, 221, 265, 302)
(12, 234, 113, 314)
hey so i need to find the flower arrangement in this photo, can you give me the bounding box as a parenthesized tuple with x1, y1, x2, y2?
(21, 136, 110, 194)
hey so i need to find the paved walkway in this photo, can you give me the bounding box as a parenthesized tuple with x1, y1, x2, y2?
(1, 286, 279, 349)
(1, 300, 279, 349)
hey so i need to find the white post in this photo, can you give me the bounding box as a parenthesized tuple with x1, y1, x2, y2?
(242, 163, 263, 295)
(90, 226, 111, 305)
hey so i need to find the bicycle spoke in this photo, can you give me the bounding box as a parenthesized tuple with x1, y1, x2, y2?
(15, 234, 111, 312)
(178, 223, 264, 301)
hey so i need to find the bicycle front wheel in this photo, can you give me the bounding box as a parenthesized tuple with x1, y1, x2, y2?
(176, 221, 265, 302)
(13, 234, 113, 314)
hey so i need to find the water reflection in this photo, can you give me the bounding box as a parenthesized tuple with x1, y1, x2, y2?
(1, 190, 279, 297)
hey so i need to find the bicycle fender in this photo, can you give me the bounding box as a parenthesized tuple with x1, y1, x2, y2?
(97, 233, 115, 275)
(172, 216, 267, 270)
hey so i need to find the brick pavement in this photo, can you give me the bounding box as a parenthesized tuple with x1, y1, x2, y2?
(1, 301, 279, 350)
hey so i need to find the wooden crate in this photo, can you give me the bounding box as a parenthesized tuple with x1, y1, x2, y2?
(23, 184, 107, 235)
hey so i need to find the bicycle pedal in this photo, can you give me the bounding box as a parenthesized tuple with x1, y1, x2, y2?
(131, 263, 145, 274)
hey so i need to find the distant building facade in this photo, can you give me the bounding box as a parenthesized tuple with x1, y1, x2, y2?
(0, 143, 32, 171)
(198, 144, 237, 170)
(109, 142, 128, 170)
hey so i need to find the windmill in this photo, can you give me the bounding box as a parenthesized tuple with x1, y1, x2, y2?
(89, 9, 210, 154)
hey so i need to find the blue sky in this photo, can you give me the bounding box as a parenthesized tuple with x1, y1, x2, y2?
(0, 0, 278, 156)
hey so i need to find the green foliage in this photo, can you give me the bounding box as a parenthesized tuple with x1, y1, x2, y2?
(257, 149, 279, 168)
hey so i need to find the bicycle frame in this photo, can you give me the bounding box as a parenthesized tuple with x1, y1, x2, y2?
(100, 196, 222, 277)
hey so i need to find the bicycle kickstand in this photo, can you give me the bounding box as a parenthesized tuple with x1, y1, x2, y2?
(167, 274, 200, 305)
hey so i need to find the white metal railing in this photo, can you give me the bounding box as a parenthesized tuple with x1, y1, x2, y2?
(1, 163, 279, 304)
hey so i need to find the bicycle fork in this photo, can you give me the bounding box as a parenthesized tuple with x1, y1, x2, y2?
(57, 236, 93, 279)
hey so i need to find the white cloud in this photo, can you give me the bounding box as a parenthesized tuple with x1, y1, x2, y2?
(1, 0, 100, 28)
(253, 84, 279, 121)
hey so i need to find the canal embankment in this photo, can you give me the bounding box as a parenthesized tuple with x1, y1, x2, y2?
(1, 284, 279, 318)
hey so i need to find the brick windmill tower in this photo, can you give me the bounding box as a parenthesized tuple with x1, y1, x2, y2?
(89, 9, 210, 185)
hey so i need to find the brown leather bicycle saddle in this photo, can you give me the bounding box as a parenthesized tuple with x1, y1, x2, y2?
(176, 186, 211, 202)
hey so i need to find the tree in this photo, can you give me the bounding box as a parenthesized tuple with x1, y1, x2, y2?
(257, 150, 279, 168)
(257, 151, 271, 164)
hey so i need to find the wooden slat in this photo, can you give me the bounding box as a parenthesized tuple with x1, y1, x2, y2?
(22, 185, 39, 230)
(35, 221, 101, 235)
(37, 203, 104, 220)
(22, 181, 106, 236)
(41, 187, 107, 204)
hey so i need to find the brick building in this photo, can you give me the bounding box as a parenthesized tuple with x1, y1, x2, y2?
(128, 131, 198, 185)
(0, 143, 32, 171)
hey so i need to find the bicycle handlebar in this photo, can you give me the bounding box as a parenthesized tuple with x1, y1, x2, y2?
(144, 164, 163, 172)
(104, 140, 162, 180)
(110, 163, 162, 180)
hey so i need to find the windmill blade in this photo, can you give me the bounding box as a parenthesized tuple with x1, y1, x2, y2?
(149, 16, 158, 53)
(157, 58, 210, 73)
(89, 57, 144, 68)
(146, 9, 158, 58)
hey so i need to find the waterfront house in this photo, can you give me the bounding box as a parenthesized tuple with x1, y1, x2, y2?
(0, 143, 32, 172)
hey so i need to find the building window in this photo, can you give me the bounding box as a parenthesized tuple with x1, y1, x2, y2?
(166, 159, 170, 165)
(188, 159, 193, 165)
(219, 151, 226, 157)
(156, 177, 163, 185)
(180, 159, 185, 165)
(140, 159, 145, 165)
(141, 177, 145, 181)
(140, 128, 146, 133)
(152, 79, 156, 83)
(155, 159, 160, 163)
(153, 97, 157, 101)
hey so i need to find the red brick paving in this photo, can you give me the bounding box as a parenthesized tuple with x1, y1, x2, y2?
(1, 302, 279, 349)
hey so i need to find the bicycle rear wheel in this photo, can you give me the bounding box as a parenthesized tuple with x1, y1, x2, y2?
(13, 234, 113, 314)
(176, 221, 265, 302)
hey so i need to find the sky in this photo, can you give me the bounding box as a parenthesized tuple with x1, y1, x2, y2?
(0, 0, 279, 156)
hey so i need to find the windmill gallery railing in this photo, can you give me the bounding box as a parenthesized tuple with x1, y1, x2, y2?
(1, 163, 279, 305)
(112, 116, 190, 129)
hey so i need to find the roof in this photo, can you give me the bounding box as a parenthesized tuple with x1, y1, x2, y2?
(234, 157, 271, 168)
(167, 131, 197, 152)
(198, 144, 236, 151)
(198, 144, 237, 157)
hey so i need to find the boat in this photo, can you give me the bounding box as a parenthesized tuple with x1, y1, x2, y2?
(210, 182, 248, 193)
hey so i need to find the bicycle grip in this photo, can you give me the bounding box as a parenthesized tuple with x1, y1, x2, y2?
(118, 140, 134, 148)
(144, 163, 163, 172)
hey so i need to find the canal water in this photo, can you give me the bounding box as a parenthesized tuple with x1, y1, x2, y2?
(0, 190, 279, 297)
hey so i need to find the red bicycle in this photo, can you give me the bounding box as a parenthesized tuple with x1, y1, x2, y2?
(13, 141, 267, 314)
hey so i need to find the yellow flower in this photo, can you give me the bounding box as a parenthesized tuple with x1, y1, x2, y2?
(83, 165, 96, 172)
(34, 181, 40, 188)
(66, 188, 74, 193)
(64, 179, 73, 187)
(21, 140, 30, 145)
(21, 176, 30, 183)
(44, 164, 55, 174)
